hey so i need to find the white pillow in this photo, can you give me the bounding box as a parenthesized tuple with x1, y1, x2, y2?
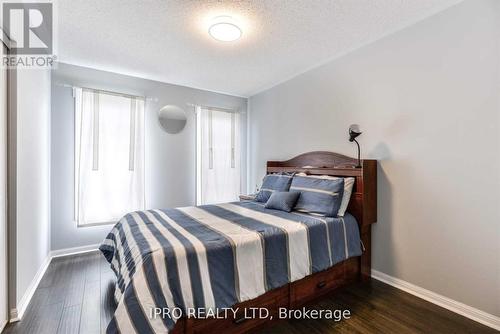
(296, 173, 354, 217)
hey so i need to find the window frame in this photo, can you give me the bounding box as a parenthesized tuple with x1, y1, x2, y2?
(195, 105, 242, 206)
(73, 87, 146, 227)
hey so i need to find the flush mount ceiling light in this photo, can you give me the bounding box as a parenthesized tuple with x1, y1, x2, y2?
(208, 16, 242, 42)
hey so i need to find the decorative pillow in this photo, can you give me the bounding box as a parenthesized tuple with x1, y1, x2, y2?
(296, 173, 354, 217)
(290, 175, 344, 217)
(265, 191, 301, 212)
(255, 173, 294, 202)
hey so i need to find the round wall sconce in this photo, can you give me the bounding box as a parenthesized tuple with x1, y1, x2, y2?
(158, 105, 187, 134)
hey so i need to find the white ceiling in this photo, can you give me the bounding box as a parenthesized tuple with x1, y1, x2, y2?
(55, 0, 462, 97)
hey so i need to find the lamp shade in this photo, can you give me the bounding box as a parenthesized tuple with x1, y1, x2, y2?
(349, 124, 362, 142)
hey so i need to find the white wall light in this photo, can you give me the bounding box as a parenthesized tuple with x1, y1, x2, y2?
(208, 16, 242, 42)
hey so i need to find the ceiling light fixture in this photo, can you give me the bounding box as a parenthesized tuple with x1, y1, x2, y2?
(208, 16, 242, 42)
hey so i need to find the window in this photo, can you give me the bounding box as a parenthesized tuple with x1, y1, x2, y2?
(74, 88, 145, 225)
(196, 107, 240, 205)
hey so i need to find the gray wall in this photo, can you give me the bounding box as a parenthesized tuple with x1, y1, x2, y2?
(16, 68, 51, 306)
(248, 0, 499, 316)
(51, 63, 247, 251)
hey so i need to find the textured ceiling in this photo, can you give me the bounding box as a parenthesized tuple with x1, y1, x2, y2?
(55, 0, 463, 97)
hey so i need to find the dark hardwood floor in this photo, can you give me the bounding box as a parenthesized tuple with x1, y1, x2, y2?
(4, 252, 497, 334)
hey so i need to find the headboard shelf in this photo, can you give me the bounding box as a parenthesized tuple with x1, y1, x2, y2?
(267, 166, 363, 177)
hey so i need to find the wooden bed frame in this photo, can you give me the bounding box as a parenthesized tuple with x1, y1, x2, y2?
(173, 151, 377, 334)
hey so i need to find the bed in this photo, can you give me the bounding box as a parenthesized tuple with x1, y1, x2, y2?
(100, 151, 377, 334)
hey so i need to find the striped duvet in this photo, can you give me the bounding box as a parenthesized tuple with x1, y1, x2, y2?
(99, 201, 362, 333)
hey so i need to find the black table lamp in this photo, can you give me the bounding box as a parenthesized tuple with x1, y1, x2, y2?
(349, 124, 362, 168)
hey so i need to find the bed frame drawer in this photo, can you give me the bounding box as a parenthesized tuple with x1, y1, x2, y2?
(174, 256, 362, 334)
(290, 260, 348, 307)
(184, 286, 288, 334)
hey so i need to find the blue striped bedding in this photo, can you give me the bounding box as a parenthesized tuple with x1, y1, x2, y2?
(99, 201, 362, 334)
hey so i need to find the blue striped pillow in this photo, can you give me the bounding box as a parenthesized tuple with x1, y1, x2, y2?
(255, 173, 294, 202)
(290, 175, 344, 217)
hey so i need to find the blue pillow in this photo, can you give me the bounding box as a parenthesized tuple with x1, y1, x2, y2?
(290, 175, 344, 217)
(255, 173, 294, 202)
(265, 191, 301, 212)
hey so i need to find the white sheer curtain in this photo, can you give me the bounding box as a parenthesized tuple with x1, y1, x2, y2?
(74, 88, 145, 225)
(196, 106, 240, 205)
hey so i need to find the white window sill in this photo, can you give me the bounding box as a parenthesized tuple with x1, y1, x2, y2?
(75, 220, 116, 228)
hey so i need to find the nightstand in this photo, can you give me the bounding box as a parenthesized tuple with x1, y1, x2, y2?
(239, 194, 256, 201)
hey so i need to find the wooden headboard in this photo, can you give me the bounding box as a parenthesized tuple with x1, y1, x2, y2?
(266, 151, 377, 233)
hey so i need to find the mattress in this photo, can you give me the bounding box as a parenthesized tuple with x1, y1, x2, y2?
(99, 200, 362, 333)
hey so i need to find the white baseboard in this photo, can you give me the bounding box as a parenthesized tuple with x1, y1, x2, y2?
(0, 319, 7, 332)
(50, 244, 100, 259)
(10, 254, 52, 322)
(9, 309, 18, 323)
(9, 244, 101, 323)
(371, 269, 500, 331)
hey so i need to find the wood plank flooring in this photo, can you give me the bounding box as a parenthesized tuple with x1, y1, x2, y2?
(5, 252, 116, 334)
(4, 252, 497, 334)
